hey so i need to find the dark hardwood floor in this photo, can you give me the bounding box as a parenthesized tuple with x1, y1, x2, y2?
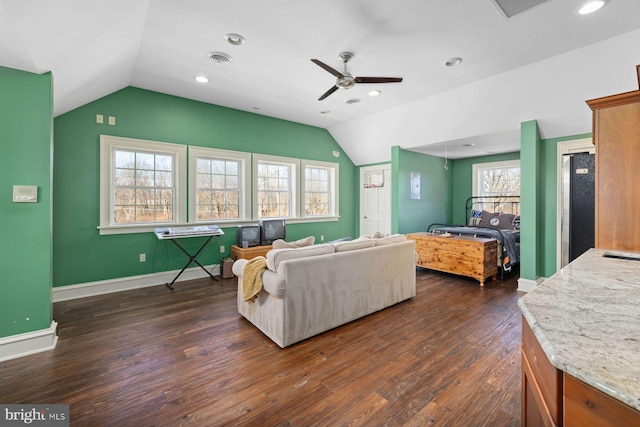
(0, 269, 525, 426)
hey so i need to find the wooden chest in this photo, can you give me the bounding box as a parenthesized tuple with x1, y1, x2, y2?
(230, 244, 272, 261)
(407, 232, 498, 286)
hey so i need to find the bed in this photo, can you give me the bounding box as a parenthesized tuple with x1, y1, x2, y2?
(426, 196, 520, 274)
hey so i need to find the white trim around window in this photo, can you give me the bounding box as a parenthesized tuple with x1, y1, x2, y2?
(472, 159, 520, 197)
(301, 159, 339, 218)
(252, 153, 299, 219)
(98, 135, 187, 235)
(188, 146, 252, 223)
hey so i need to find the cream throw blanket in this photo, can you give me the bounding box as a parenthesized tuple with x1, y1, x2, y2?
(242, 256, 267, 302)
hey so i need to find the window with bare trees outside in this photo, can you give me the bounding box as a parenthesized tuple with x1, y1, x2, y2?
(252, 155, 339, 220)
(100, 137, 338, 235)
(188, 147, 251, 224)
(100, 135, 186, 235)
(255, 156, 296, 218)
(302, 159, 338, 217)
(472, 159, 520, 211)
(113, 150, 174, 223)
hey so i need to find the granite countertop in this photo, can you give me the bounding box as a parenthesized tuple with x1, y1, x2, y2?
(518, 248, 640, 411)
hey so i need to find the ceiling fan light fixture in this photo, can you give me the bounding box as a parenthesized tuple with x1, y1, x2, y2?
(224, 33, 246, 45)
(578, 0, 607, 15)
(337, 76, 356, 89)
(206, 51, 233, 64)
(445, 57, 463, 67)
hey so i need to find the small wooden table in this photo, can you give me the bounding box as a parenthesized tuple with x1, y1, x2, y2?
(230, 244, 272, 261)
(407, 232, 498, 286)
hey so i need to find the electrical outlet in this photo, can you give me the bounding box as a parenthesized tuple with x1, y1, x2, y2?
(96, 114, 103, 124)
(139, 253, 146, 262)
(108, 116, 116, 125)
(320, 235, 324, 241)
(220, 245, 225, 253)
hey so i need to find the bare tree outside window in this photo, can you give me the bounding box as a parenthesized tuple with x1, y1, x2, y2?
(195, 157, 241, 221)
(477, 165, 520, 214)
(257, 162, 291, 218)
(305, 167, 330, 216)
(113, 150, 174, 223)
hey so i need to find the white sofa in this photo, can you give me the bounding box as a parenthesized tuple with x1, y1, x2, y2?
(232, 235, 417, 347)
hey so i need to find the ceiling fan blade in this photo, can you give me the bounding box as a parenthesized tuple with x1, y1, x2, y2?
(311, 59, 344, 78)
(355, 77, 403, 83)
(318, 85, 339, 101)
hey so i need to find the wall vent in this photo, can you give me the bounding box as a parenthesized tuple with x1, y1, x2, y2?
(490, 0, 551, 18)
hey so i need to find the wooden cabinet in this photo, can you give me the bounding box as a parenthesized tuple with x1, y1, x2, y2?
(407, 232, 497, 286)
(564, 374, 640, 427)
(522, 318, 563, 426)
(522, 317, 640, 426)
(230, 244, 272, 261)
(587, 66, 640, 252)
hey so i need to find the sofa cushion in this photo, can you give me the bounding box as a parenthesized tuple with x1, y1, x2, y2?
(272, 236, 315, 249)
(333, 239, 376, 252)
(266, 244, 335, 272)
(374, 234, 407, 246)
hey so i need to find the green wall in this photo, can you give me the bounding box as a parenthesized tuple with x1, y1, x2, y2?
(539, 132, 592, 278)
(0, 67, 53, 338)
(450, 151, 521, 225)
(392, 146, 452, 234)
(520, 120, 543, 281)
(53, 87, 357, 287)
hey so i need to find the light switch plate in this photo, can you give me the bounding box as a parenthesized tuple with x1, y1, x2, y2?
(13, 185, 38, 203)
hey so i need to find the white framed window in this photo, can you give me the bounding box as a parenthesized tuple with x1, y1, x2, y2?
(188, 146, 251, 223)
(253, 154, 298, 219)
(472, 159, 521, 198)
(99, 135, 186, 235)
(302, 159, 338, 217)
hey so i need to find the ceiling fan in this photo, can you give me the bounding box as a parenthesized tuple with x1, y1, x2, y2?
(311, 52, 403, 101)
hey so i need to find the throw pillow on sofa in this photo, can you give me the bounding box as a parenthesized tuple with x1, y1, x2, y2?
(266, 244, 335, 272)
(272, 236, 315, 249)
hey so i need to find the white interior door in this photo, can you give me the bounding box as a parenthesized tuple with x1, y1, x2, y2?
(360, 165, 391, 236)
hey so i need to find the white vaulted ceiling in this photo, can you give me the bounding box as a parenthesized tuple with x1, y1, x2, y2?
(1, 0, 639, 164)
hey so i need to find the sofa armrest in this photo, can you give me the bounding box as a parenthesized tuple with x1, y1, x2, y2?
(262, 270, 286, 297)
(232, 258, 248, 277)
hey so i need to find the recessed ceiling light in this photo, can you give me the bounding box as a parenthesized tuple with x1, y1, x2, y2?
(224, 33, 246, 45)
(445, 57, 463, 67)
(463, 143, 476, 147)
(320, 110, 331, 114)
(345, 98, 361, 105)
(369, 90, 381, 97)
(253, 107, 260, 111)
(578, 0, 607, 15)
(194, 75, 209, 83)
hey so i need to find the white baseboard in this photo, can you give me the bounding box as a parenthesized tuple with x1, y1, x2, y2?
(517, 277, 546, 293)
(0, 321, 58, 362)
(53, 264, 221, 302)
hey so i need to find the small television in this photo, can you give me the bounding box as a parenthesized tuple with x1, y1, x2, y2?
(236, 225, 260, 248)
(259, 219, 286, 246)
